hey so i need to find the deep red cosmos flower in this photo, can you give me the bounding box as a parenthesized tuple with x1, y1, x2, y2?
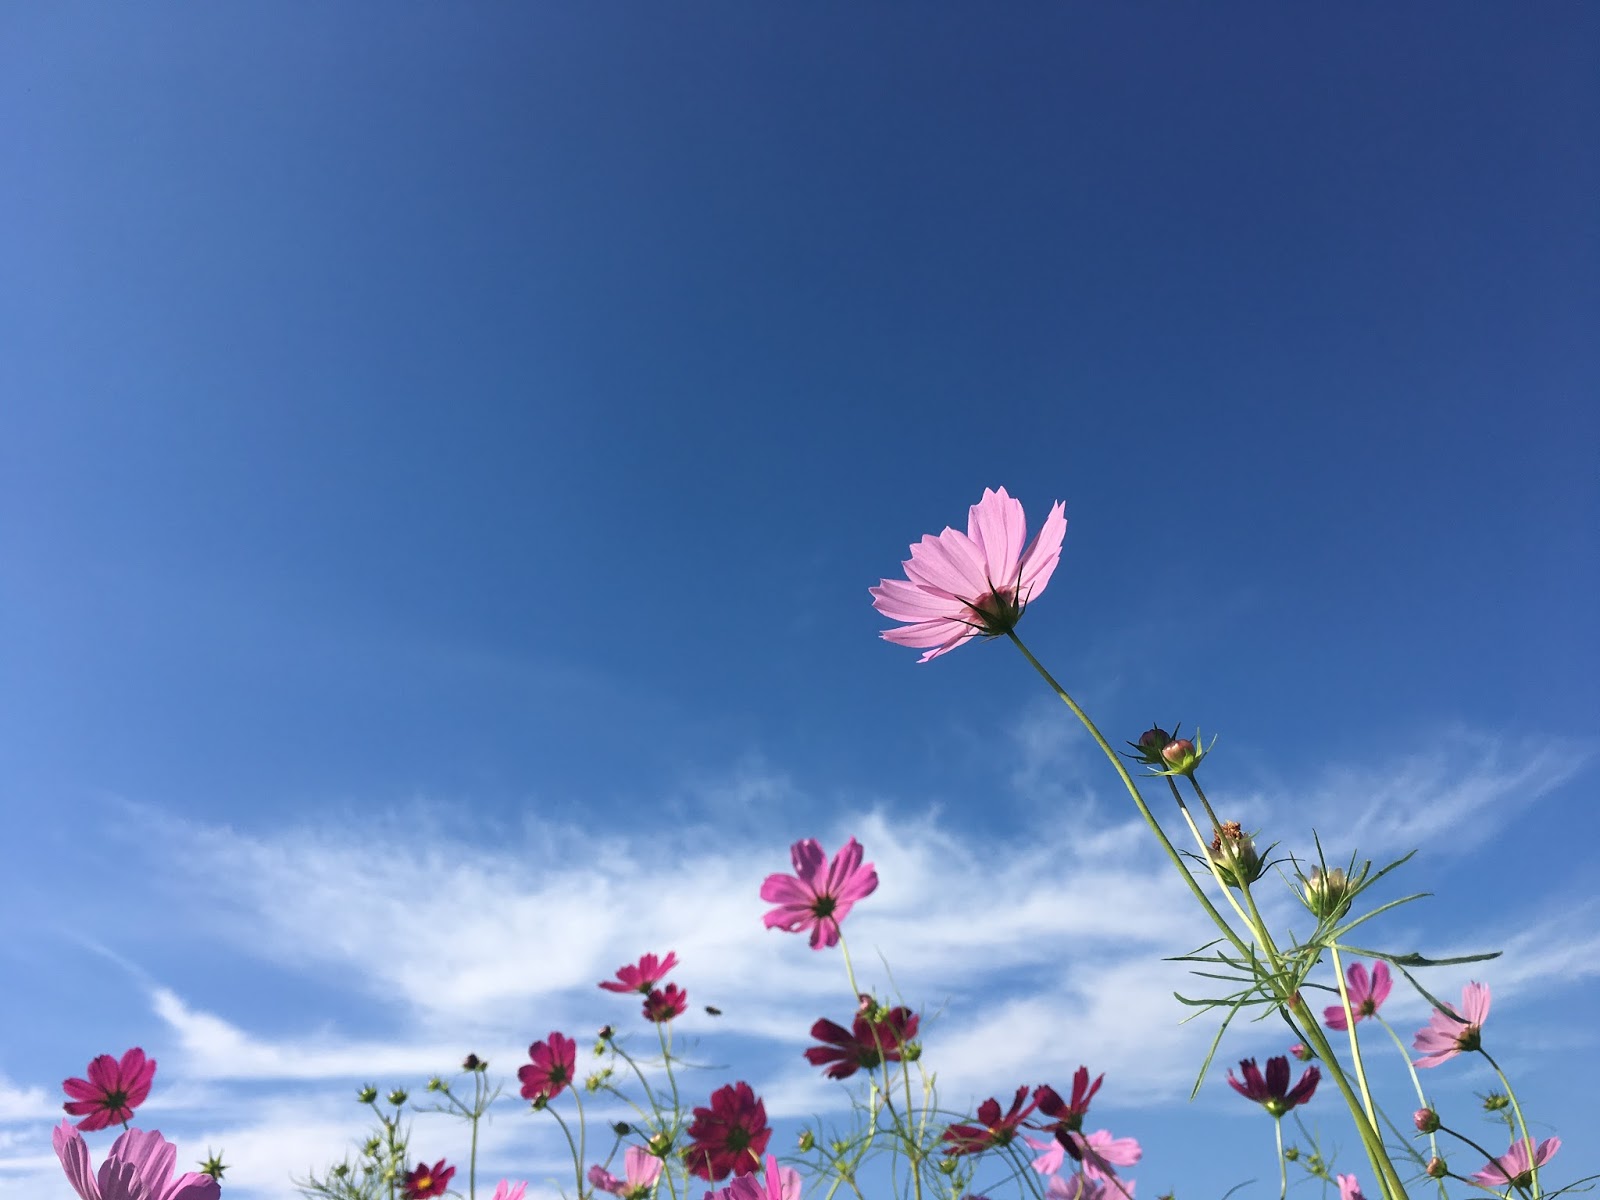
(1033, 1066, 1103, 1136)
(519, 1032, 577, 1103)
(401, 1158, 455, 1199)
(1227, 1056, 1321, 1117)
(599, 952, 680, 995)
(942, 1086, 1039, 1156)
(62, 1048, 157, 1132)
(682, 1082, 772, 1181)
(804, 1006, 920, 1079)
(643, 984, 689, 1023)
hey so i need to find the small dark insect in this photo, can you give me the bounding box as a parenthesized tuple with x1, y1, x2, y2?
(704, 1005, 722, 1016)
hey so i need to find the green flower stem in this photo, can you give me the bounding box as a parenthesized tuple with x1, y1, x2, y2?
(657, 1020, 683, 1125)
(1437, 1121, 1516, 1191)
(1371, 1016, 1447, 1200)
(468, 1077, 481, 1200)
(838, 933, 864, 1004)
(1481, 1049, 1540, 1200)
(1163, 777, 1257, 934)
(1329, 945, 1380, 1131)
(547, 1102, 585, 1200)
(1005, 631, 1408, 1200)
(1276, 1116, 1288, 1200)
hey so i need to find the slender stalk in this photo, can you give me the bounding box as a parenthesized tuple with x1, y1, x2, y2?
(1328, 947, 1380, 1129)
(1481, 1050, 1541, 1199)
(1275, 1117, 1288, 1200)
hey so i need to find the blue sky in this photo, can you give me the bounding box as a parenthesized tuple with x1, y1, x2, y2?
(3, 5, 1597, 1200)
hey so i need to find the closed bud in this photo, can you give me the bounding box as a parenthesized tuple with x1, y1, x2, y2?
(333, 1164, 350, 1178)
(363, 1138, 382, 1158)
(798, 1129, 815, 1152)
(937, 1158, 958, 1176)
(1303, 867, 1352, 919)
(357, 1085, 379, 1105)
(1414, 1107, 1440, 1133)
(647, 1132, 673, 1157)
(386, 1089, 408, 1107)
(1127, 727, 1173, 766)
(462, 1053, 485, 1072)
(612, 1122, 633, 1137)
(1284, 1147, 1300, 1162)
(1209, 821, 1266, 887)
(1289, 1043, 1313, 1062)
(598, 1024, 615, 1041)
(426, 1076, 445, 1092)
(1161, 738, 1201, 775)
(1426, 1158, 1448, 1180)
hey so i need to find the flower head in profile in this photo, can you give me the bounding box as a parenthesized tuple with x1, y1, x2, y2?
(1227, 1056, 1321, 1117)
(683, 1082, 771, 1181)
(600, 952, 680, 995)
(491, 1182, 529, 1200)
(1414, 982, 1491, 1067)
(705, 1154, 802, 1200)
(871, 486, 1068, 662)
(402, 1159, 455, 1200)
(519, 1032, 577, 1103)
(62, 1048, 157, 1132)
(1336, 1175, 1367, 1200)
(804, 1006, 919, 1079)
(1025, 1129, 1141, 1180)
(1470, 1137, 1560, 1189)
(1325, 961, 1392, 1031)
(53, 1122, 220, 1200)
(644, 983, 689, 1023)
(761, 837, 877, 950)
(942, 1086, 1039, 1156)
(1032, 1068, 1104, 1137)
(590, 1146, 665, 1199)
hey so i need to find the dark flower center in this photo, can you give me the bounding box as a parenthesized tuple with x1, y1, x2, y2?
(100, 1089, 129, 1111)
(1454, 1024, 1482, 1053)
(810, 895, 837, 919)
(726, 1127, 751, 1152)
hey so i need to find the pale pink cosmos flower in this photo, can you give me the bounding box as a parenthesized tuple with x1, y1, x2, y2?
(1047, 1174, 1134, 1200)
(491, 1183, 528, 1200)
(1337, 1175, 1367, 1200)
(1025, 1130, 1141, 1180)
(760, 838, 877, 950)
(1413, 982, 1491, 1068)
(1470, 1137, 1560, 1190)
(54, 1121, 220, 1200)
(1325, 961, 1393, 1031)
(589, 1146, 664, 1199)
(704, 1154, 802, 1200)
(871, 486, 1068, 662)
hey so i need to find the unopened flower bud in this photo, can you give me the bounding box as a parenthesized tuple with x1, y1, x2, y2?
(798, 1129, 815, 1152)
(1482, 1092, 1509, 1112)
(1289, 1043, 1313, 1062)
(363, 1139, 382, 1158)
(647, 1132, 673, 1157)
(1127, 727, 1173, 766)
(612, 1122, 633, 1137)
(333, 1164, 350, 1178)
(1283, 1147, 1299, 1162)
(1303, 867, 1352, 919)
(1426, 1157, 1448, 1180)
(462, 1053, 485, 1072)
(1414, 1107, 1440, 1133)
(1209, 821, 1266, 887)
(903, 1041, 923, 1062)
(426, 1076, 445, 1092)
(386, 1088, 408, 1107)
(598, 1024, 615, 1041)
(1161, 738, 1201, 775)
(198, 1151, 228, 1182)
(937, 1158, 958, 1176)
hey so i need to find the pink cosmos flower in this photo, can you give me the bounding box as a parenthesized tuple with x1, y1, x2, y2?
(644, 984, 689, 1023)
(519, 1031, 577, 1102)
(491, 1183, 528, 1200)
(1324, 961, 1392, 1031)
(942, 1086, 1039, 1156)
(1227, 1056, 1321, 1116)
(683, 1082, 772, 1181)
(804, 1006, 919, 1079)
(1047, 1174, 1135, 1200)
(63, 1049, 157, 1132)
(871, 486, 1068, 662)
(1337, 1175, 1366, 1200)
(704, 1154, 802, 1200)
(54, 1122, 220, 1200)
(1414, 982, 1491, 1068)
(760, 837, 877, 950)
(401, 1159, 455, 1200)
(1470, 1137, 1560, 1189)
(600, 952, 680, 995)
(590, 1146, 665, 1199)
(1025, 1130, 1141, 1180)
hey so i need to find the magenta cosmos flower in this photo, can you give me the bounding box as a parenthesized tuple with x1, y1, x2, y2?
(63, 1048, 157, 1132)
(1025, 1129, 1141, 1181)
(1471, 1137, 1560, 1189)
(600, 951, 680, 995)
(683, 1082, 772, 1181)
(644, 984, 689, 1023)
(804, 1005, 919, 1079)
(760, 837, 877, 950)
(1413, 981, 1490, 1068)
(706, 1154, 802, 1200)
(942, 1086, 1039, 1156)
(1336, 1175, 1367, 1200)
(871, 486, 1068, 662)
(1047, 1173, 1135, 1200)
(54, 1121, 220, 1200)
(1033, 1068, 1103, 1136)
(590, 1146, 665, 1199)
(519, 1031, 577, 1102)
(401, 1159, 455, 1200)
(491, 1183, 528, 1200)
(1324, 960, 1392, 1031)
(1227, 1056, 1320, 1117)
